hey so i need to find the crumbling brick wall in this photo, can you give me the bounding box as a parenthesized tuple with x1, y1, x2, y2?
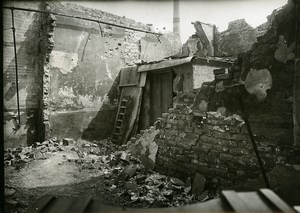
(127, 0, 298, 188)
(215, 19, 257, 58)
(234, 0, 295, 145)
(147, 92, 299, 188)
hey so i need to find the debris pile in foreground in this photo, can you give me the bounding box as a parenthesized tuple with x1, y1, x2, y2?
(4, 137, 217, 208)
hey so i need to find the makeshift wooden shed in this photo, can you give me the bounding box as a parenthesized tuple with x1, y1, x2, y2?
(112, 56, 232, 145)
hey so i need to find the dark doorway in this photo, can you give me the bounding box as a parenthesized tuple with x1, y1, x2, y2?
(149, 70, 173, 125)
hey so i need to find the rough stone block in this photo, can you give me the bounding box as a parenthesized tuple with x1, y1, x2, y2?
(194, 127, 203, 135)
(174, 136, 181, 143)
(192, 173, 206, 196)
(200, 143, 213, 151)
(162, 113, 169, 118)
(210, 150, 221, 157)
(166, 124, 172, 129)
(178, 120, 185, 127)
(176, 154, 191, 163)
(185, 133, 198, 140)
(191, 146, 207, 155)
(182, 138, 198, 146)
(213, 68, 226, 75)
(220, 153, 233, 162)
(176, 142, 192, 151)
(229, 147, 249, 155)
(215, 73, 233, 80)
(185, 126, 194, 133)
(63, 138, 74, 146)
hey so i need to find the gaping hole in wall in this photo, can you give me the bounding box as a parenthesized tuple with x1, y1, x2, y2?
(3, 0, 300, 212)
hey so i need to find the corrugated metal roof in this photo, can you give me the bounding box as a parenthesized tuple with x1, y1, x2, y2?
(137, 56, 194, 72)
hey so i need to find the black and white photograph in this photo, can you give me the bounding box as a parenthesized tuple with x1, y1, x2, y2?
(2, 0, 300, 212)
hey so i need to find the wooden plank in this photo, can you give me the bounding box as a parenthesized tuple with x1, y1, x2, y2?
(137, 56, 193, 72)
(150, 72, 161, 124)
(139, 72, 147, 87)
(150, 71, 173, 125)
(237, 192, 273, 212)
(123, 87, 143, 144)
(139, 77, 151, 130)
(119, 66, 140, 87)
(294, 206, 300, 213)
(221, 190, 251, 212)
(131, 88, 144, 137)
(65, 196, 93, 213)
(259, 188, 294, 213)
(46, 197, 74, 213)
(25, 195, 55, 213)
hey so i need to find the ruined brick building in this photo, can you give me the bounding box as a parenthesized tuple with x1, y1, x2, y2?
(2, 0, 300, 210)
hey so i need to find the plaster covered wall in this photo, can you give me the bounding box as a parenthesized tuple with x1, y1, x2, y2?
(3, 2, 45, 147)
(46, 2, 181, 140)
(193, 65, 218, 89)
(173, 64, 194, 94)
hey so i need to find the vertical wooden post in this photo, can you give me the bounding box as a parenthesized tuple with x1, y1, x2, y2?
(11, 9, 21, 129)
(238, 96, 271, 188)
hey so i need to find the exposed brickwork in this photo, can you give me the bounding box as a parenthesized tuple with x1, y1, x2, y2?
(126, 0, 298, 188)
(39, 3, 57, 140)
(127, 91, 299, 188)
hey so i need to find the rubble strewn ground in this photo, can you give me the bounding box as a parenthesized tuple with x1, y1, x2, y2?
(4, 137, 217, 213)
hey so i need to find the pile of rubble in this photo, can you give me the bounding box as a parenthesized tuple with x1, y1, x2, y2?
(101, 151, 217, 207)
(4, 137, 118, 170)
(4, 137, 61, 169)
(4, 135, 217, 208)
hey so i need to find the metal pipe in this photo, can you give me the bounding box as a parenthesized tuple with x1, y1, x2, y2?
(238, 96, 270, 188)
(3, 6, 162, 36)
(11, 9, 21, 129)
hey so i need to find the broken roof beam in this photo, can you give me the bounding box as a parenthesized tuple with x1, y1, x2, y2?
(192, 21, 210, 46)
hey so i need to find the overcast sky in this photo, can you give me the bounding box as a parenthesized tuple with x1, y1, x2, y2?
(73, 0, 287, 43)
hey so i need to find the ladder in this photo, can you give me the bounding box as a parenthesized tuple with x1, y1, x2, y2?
(112, 97, 129, 144)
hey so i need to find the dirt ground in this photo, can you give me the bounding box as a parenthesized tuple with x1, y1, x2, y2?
(5, 145, 122, 213)
(6, 137, 299, 213)
(4, 138, 210, 213)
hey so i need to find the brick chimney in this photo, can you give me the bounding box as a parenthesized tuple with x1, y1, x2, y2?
(173, 0, 180, 36)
